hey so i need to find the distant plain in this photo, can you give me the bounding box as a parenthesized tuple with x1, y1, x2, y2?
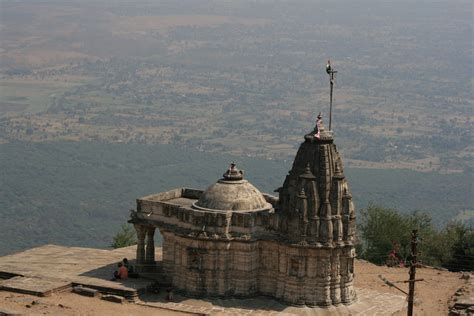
(0, 0, 472, 254)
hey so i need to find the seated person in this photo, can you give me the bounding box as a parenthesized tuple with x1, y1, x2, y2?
(123, 258, 135, 273)
(112, 262, 128, 281)
(123, 258, 132, 272)
(122, 258, 139, 278)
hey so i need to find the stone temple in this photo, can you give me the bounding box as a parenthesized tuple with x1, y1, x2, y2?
(129, 116, 357, 307)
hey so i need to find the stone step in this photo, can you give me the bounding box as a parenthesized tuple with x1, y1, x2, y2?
(72, 285, 99, 297)
(71, 282, 140, 302)
(101, 294, 126, 304)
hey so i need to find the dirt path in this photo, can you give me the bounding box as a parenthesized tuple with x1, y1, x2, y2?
(0, 291, 190, 316)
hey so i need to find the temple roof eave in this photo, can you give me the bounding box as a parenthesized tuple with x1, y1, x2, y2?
(191, 202, 274, 213)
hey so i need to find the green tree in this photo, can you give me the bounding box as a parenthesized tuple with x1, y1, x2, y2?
(358, 204, 410, 264)
(358, 204, 433, 265)
(358, 205, 474, 271)
(111, 224, 137, 248)
(442, 224, 474, 271)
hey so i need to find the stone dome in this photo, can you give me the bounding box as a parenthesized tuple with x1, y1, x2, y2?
(192, 163, 272, 212)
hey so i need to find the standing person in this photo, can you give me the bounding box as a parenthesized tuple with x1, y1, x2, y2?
(314, 113, 322, 139)
(326, 60, 332, 74)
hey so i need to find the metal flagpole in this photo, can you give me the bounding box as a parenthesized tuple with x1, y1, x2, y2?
(378, 230, 423, 316)
(326, 60, 337, 131)
(407, 229, 419, 316)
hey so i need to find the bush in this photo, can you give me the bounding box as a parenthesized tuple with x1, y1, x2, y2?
(442, 224, 474, 271)
(358, 204, 432, 264)
(358, 204, 473, 271)
(111, 224, 137, 248)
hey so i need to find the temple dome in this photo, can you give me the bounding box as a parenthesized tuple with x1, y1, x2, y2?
(192, 163, 272, 212)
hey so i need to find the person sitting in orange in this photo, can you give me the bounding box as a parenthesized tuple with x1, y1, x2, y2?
(112, 262, 128, 280)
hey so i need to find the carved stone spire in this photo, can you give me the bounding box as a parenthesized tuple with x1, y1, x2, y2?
(277, 113, 355, 247)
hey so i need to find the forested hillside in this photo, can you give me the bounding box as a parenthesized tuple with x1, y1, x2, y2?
(1, 141, 471, 256)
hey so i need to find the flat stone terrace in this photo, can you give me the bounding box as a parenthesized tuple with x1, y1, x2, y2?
(139, 187, 202, 204)
(0, 245, 155, 299)
(138, 288, 406, 316)
(0, 245, 406, 315)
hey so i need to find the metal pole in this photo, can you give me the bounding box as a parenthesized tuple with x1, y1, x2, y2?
(329, 74, 333, 131)
(378, 275, 409, 296)
(407, 229, 418, 316)
(326, 60, 337, 131)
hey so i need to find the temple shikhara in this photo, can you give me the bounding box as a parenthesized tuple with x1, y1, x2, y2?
(129, 116, 357, 307)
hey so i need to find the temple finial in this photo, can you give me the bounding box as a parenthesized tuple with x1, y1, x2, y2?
(223, 162, 244, 180)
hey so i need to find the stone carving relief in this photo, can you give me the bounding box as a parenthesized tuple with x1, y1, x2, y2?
(187, 248, 204, 271)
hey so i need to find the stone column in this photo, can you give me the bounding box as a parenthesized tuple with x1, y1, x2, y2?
(340, 247, 356, 304)
(342, 190, 350, 243)
(317, 256, 332, 306)
(134, 224, 146, 264)
(332, 179, 344, 244)
(145, 226, 156, 264)
(330, 252, 341, 305)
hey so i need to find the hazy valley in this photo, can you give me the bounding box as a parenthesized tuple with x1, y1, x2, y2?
(0, 0, 472, 254)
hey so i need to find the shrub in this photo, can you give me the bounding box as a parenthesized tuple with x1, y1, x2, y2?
(111, 224, 137, 248)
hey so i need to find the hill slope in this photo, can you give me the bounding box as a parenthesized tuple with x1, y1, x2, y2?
(1, 141, 472, 256)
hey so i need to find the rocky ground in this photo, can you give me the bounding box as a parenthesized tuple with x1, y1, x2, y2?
(448, 273, 474, 316)
(354, 260, 470, 316)
(0, 259, 469, 315)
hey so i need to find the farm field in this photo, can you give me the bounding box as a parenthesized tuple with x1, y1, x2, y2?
(0, 0, 471, 172)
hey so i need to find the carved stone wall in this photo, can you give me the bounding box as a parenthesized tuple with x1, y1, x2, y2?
(160, 231, 356, 306)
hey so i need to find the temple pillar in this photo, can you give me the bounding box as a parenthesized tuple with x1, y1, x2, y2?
(145, 226, 156, 264)
(134, 224, 146, 264)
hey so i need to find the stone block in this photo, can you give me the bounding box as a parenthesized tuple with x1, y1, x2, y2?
(72, 285, 99, 297)
(101, 295, 125, 304)
(0, 276, 71, 297)
(0, 308, 21, 316)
